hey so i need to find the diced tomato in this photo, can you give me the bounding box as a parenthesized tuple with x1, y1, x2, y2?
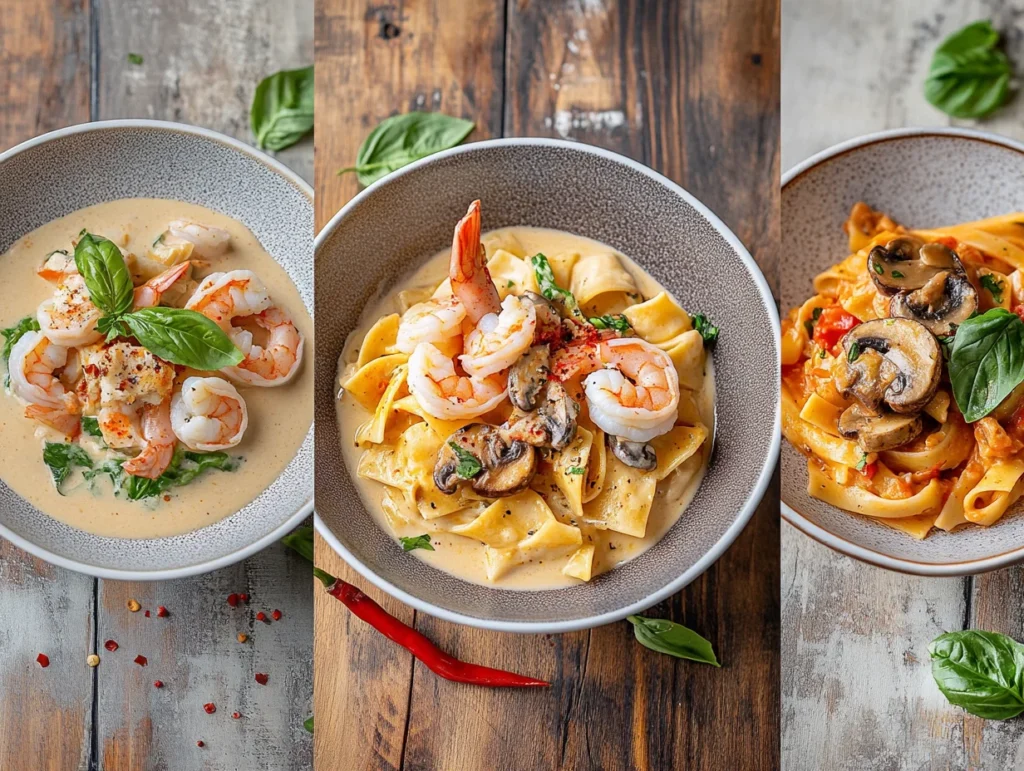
(812, 306, 861, 352)
(1014, 304, 1024, 323)
(861, 462, 877, 481)
(933, 235, 959, 251)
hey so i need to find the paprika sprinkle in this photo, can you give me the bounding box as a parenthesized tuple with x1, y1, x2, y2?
(203, 703, 216, 714)
(104, 640, 119, 652)
(255, 673, 269, 685)
(134, 655, 148, 666)
(36, 653, 49, 668)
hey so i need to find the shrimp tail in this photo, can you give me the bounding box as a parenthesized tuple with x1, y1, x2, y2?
(450, 200, 500, 323)
(25, 404, 81, 439)
(122, 399, 175, 479)
(135, 261, 191, 308)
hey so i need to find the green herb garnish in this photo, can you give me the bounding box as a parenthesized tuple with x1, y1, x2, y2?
(43, 442, 94, 493)
(399, 534, 434, 552)
(447, 441, 483, 479)
(692, 314, 720, 347)
(873, 262, 884, 275)
(891, 270, 905, 278)
(81, 416, 103, 438)
(589, 314, 632, 334)
(855, 454, 868, 471)
(566, 466, 586, 475)
(127, 53, 144, 65)
(949, 308, 1024, 422)
(531, 253, 584, 321)
(626, 615, 720, 666)
(250, 66, 314, 152)
(981, 274, 1005, 303)
(848, 342, 861, 362)
(124, 447, 241, 501)
(929, 629, 1024, 719)
(924, 20, 1012, 119)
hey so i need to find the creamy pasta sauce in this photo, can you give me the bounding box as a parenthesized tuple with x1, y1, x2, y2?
(337, 226, 714, 590)
(0, 199, 312, 539)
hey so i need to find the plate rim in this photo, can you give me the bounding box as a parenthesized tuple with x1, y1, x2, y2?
(315, 136, 781, 633)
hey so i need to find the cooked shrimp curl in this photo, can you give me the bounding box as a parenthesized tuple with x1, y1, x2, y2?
(171, 376, 248, 451)
(408, 342, 507, 420)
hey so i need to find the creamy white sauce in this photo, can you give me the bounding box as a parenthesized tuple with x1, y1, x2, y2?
(0, 198, 313, 539)
(336, 226, 714, 590)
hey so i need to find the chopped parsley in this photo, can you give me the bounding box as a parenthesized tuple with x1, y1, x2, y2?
(691, 314, 720, 347)
(873, 262, 884, 275)
(589, 314, 632, 333)
(566, 466, 586, 475)
(891, 270, 905, 278)
(531, 253, 585, 321)
(399, 534, 434, 552)
(448, 441, 483, 479)
(981, 274, 1004, 304)
(848, 342, 861, 362)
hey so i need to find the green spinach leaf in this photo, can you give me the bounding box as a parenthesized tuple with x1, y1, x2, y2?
(124, 447, 241, 501)
(924, 20, 1012, 119)
(81, 416, 103, 438)
(339, 112, 475, 187)
(83, 460, 126, 495)
(74, 233, 134, 318)
(251, 66, 314, 152)
(123, 307, 243, 370)
(399, 534, 434, 552)
(43, 442, 93, 492)
(447, 441, 482, 479)
(627, 615, 720, 666)
(589, 314, 632, 334)
(948, 308, 1024, 422)
(929, 630, 1024, 720)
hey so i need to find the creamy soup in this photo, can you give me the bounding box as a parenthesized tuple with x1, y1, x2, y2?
(336, 223, 714, 590)
(0, 198, 312, 539)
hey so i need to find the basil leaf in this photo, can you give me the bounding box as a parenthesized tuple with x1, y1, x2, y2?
(929, 630, 1024, 720)
(691, 313, 720, 347)
(124, 447, 241, 500)
(589, 314, 632, 334)
(81, 416, 103, 438)
(566, 466, 586, 475)
(626, 615, 720, 666)
(281, 525, 337, 587)
(447, 441, 482, 479)
(251, 66, 314, 152)
(74, 233, 134, 317)
(123, 307, 243, 370)
(127, 53, 144, 65)
(83, 460, 125, 495)
(340, 112, 475, 187)
(924, 20, 1012, 119)
(531, 253, 585, 321)
(43, 442, 93, 492)
(304, 716, 314, 734)
(981, 274, 1005, 303)
(949, 309, 1024, 422)
(399, 534, 434, 552)
(2, 315, 40, 386)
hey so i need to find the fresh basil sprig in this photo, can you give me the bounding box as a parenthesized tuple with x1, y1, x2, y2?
(251, 66, 314, 152)
(948, 308, 1024, 422)
(43, 442, 93, 493)
(531, 253, 585, 321)
(399, 534, 435, 552)
(339, 112, 475, 187)
(123, 307, 244, 371)
(929, 630, 1024, 720)
(75, 233, 135, 322)
(627, 615, 720, 666)
(924, 20, 1013, 119)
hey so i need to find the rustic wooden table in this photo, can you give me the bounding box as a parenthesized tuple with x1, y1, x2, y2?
(782, 2, 1024, 769)
(0, 2, 314, 769)
(313, 1, 780, 769)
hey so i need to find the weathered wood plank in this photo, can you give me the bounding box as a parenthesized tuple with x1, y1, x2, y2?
(781, 1, 1024, 769)
(93, 1, 314, 768)
(0, 2, 94, 768)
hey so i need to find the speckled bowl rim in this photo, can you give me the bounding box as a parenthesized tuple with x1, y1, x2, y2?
(315, 137, 780, 633)
(781, 126, 1024, 577)
(0, 119, 314, 581)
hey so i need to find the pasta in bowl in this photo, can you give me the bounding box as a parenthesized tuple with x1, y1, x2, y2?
(337, 200, 714, 588)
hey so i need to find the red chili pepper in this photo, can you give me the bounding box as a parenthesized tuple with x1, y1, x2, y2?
(271, 609, 282, 621)
(36, 653, 49, 668)
(862, 462, 878, 481)
(254, 673, 268, 685)
(227, 593, 240, 607)
(104, 640, 119, 652)
(134, 655, 148, 666)
(156, 606, 169, 618)
(203, 703, 216, 714)
(196, 741, 204, 748)
(153, 680, 163, 688)
(256, 611, 267, 622)
(232, 712, 241, 719)
(327, 580, 549, 687)
(811, 306, 861, 353)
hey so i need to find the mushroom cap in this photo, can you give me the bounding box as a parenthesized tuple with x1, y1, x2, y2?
(837, 403, 924, 453)
(508, 344, 551, 412)
(868, 238, 964, 296)
(608, 434, 657, 470)
(433, 424, 537, 498)
(834, 318, 941, 415)
(504, 380, 580, 451)
(889, 271, 977, 336)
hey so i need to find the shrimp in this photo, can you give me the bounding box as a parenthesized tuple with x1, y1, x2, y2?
(8, 331, 79, 436)
(223, 307, 304, 386)
(37, 274, 103, 348)
(121, 397, 176, 479)
(408, 342, 507, 420)
(582, 337, 680, 443)
(449, 200, 500, 324)
(460, 294, 537, 378)
(164, 220, 232, 259)
(395, 295, 467, 354)
(171, 376, 248, 451)
(133, 261, 192, 309)
(37, 250, 76, 282)
(25, 404, 81, 438)
(185, 270, 272, 328)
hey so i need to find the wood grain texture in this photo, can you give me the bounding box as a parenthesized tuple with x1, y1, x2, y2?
(313, 1, 781, 768)
(0, 0, 314, 769)
(0, 2, 94, 768)
(782, 1, 1024, 769)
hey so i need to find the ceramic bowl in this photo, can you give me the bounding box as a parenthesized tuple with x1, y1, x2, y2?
(782, 127, 1024, 576)
(0, 120, 313, 579)
(315, 138, 779, 632)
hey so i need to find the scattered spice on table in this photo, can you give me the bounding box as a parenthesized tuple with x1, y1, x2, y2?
(104, 640, 119, 652)
(144, 610, 151, 618)
(203, 703, 216, 714)
(157, 606, 169, 618)
(237, 633, 248, 643)
(239, 593, 249, 604)
(127, 599, 141, 612)
(36, 653, 49, 668)
(196, 741, 204, 748)
(255, 673, 268, 685)
(134, 655, 148, 666)
(256, 611, 267, 622)
(153, 680, 163, 689)
(271, 609, 282, 621)
(87, 654, 100, 667)
(227, 593, 240, 607)
(232, 711, 241, 719)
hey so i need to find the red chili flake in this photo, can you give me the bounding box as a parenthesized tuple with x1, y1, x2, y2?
(203, 702, 216, 714)
(156, 606, 169, 618)
(134, 655, 148, 666)
(162, 495, 170, 502)
(255, 611, 267, 622)
(227, 593, 240, 607)
(104, 640, 119, 652)
(254, 673, 268, 685)
(153, 680, 163, 688)
(144, 610, 151, 618)
(271, 609, 282, 621)
(36, 653, 49, 668)
(239, 593, 249, 604)
(232, 712, 241, 719)
(196, 740, 204, 748)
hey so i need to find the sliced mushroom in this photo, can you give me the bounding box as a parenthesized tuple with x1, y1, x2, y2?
(868, 239, 959, 295)
(433, 424, 537, 498)
(608, 434, 657, 471)
(833, 318, 941, 415)
(837, 403, 923, 452)
(504, 381, 579, 450)
(508, 345, 551, 411)
(889, 271, 977, 336)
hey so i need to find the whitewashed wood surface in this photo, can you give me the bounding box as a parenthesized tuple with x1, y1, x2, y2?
(0, 1, 314, 769)
(782, 2, 1024, 770)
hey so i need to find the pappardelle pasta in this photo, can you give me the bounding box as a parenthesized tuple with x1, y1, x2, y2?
(336, 200, 716, 588)
(782, 202, 1024, 538)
